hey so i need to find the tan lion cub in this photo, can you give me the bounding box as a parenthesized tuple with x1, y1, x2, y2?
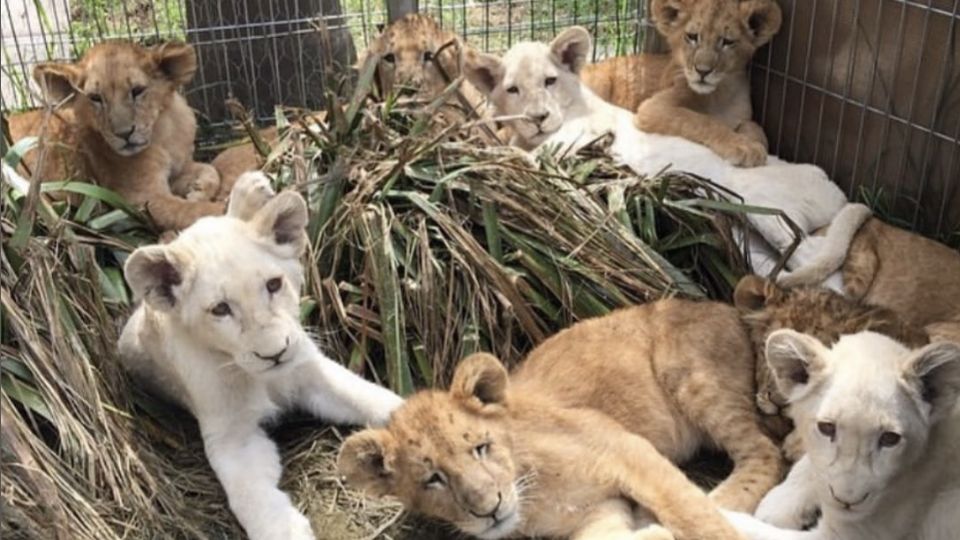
(120, 173, 403, 540)
(584, 0, 782, 167)
(8, 40, 225, 231)
(340, 299, 785, 540)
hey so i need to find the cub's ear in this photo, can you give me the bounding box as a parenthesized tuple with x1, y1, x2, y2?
(124, 245, 190, 311)
(463, 49, 504, 96)
(902, 341, 960, 421)
(651, 0, 692, 34)
(451, 353, 508, 408)
(734, 275, 782, 311)
(152, 41, 197, 86)
(550, 26, 591, 74)
(740, 0, 783, 48)
(338, 429, 397, 497)
(765, 329, 828, 401)
(33, 63, 83, 104)
(252, 190, 308, 254)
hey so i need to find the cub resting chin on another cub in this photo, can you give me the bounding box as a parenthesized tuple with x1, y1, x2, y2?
(340, 299, 783, 540)
(119, 173, 403, 540)
(724, 330, 960, 540)
(464, 26, 870, 289)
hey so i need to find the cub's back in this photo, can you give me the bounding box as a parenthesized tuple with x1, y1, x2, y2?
(581, 53, 673, 112)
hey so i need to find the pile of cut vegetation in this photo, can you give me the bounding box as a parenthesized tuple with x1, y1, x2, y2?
(1, 75, 765, 538)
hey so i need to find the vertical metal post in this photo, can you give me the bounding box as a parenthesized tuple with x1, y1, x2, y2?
(386, 0, 418, 22)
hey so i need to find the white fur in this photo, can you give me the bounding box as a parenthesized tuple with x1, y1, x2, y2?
(119, 173, 403, 540)
(465, 28, 870, 283)
(723, 331, 960, 540)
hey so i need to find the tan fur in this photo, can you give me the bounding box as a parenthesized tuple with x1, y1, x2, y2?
(733, 275, 930, 455)
(7, 40, 224, 231)
(581, 53, 673, 113)
(611, 0, 782, 167)
(340, 300, 785, 540)
(841, 218, 960, 344)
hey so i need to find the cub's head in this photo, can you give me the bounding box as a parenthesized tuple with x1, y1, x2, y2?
(33, 40, 197, 156)
(766, 329, 960, 518)
(339, 354, 527, 539)
(652, 0, 781, 94)
(124, 174, 310, 377)
(465, 26, 591, 147)
(358, 13, 464, 97)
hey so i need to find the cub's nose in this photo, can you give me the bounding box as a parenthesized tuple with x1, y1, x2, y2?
(530, 112, 550, 124)
(695, 67, 713, 79)
(114, 126, 135, 140)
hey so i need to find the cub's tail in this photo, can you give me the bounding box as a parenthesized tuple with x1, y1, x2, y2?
(777, 203, 872, 288)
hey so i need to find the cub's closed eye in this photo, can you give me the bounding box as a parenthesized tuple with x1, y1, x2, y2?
(423, 51, 434, 62)
(88, 93, 103, 103)
(383, 52, 396, 63)
(544, 76, 557, 87)
(266, 277, 283, 293)
(720, 37, 736, 47)
(131, 85, 146, 98)
(210, 302, 232, 317)
(878, 431, 902, 448)
(506, 86, 520, 94)
(686, 33, 699, 43)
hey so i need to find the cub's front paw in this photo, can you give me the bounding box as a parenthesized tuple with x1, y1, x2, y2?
(755, 485, 817, 529)
(633, 524, 675, 540)
(258, 508, 314, 540)
(185, 164, 222, 201)
(719, 136, 767, 167)
(228, 172, 276, 219)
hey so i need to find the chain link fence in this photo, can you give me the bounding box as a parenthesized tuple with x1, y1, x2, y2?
(1, 0, 957, 240)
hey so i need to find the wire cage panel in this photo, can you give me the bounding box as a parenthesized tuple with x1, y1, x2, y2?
(750, 0, 959, 241)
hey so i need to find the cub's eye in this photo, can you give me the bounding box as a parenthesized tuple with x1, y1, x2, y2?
(878, 431, 902, 448)
(817, 421, 836, 440)
(720, 37, 736, 48)
(383, 52, 396, 63)
(473, 442, 491, 459)
(88, 93, 103, 104)
(506, 86, 520, 94)
(210, 302, 232, 317)
(544, 76, 557, 87)
(131, 85, 146, 98)
(422, 51, 434, 63)
(424, 472, 446, 488)
(685, 32, 699, 44)
(266, 277, 283, 294)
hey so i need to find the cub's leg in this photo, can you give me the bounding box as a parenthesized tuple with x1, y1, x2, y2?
(570, 499, 641, 540)
(203, 424, 314, 540)
(143, 193, 226, 231)
(170, 161, 221, 201)
(660, 347, 785, 512)
(293, 343, 403, 427)
(755, 456, 820, 529)
(722, 510, 827, 540)
(840, 230, 879, 300)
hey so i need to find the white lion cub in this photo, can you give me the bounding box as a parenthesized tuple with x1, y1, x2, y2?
(464, 27, 871, 288)
(119, 173, 404, 540)
(724, 329, 960, 540)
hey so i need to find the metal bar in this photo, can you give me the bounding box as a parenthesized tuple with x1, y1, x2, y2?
(791, 0, 820, 161)
(849, 0, 890, 199)
(810, 0, 841, 169)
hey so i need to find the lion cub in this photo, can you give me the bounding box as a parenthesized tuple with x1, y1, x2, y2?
(723, 330, 960, 540)
(119, 173, 403, 540)
(7, 40, 225, 231)
(584, 0, 782, 167)
(340, 299, 783, 540)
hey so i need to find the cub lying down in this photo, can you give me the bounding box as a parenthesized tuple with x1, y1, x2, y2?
(464, 27, 870, 286)
(724, 330, 960, 540)
(340, 299, 784, 540)
(119, 173, 403, 540)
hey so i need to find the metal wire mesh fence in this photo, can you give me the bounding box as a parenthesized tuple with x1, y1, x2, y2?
(1, 0, 956, 239)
